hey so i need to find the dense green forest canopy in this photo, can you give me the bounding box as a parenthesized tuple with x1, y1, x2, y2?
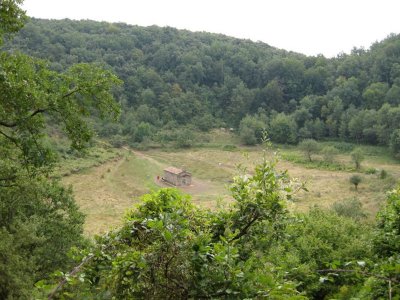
(4, 18, 400, 153)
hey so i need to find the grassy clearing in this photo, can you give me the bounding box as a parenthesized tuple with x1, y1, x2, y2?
(280, 151, 354, 172)
(277, 141, 400, 173)
(63, 148, 236, 235)
(62, 150, 163, 235)
(62, 134, 400, 235)
(275, 141, 399, 218)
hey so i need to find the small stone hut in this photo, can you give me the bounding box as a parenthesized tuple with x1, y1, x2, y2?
(163, 167, 192, 186)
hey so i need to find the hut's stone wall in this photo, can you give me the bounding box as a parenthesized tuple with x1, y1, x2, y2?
(163, 167, 192, 186)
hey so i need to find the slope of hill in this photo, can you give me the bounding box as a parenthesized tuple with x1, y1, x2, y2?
(4, 19, 400, 154)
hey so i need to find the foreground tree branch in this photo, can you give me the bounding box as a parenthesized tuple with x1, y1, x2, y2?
(47, 254, 94, 300)
(0, 108, 46, 128)
(229, 210, 260, 242)
(317, 269, 399, 284)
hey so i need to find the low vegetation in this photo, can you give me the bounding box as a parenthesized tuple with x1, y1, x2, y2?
(350, 174, 362, 190)
(56, 135, 399, 236)
(39, 154, 400, 299)
(299, 139, 321, 162)
(351, 148, 365, 170)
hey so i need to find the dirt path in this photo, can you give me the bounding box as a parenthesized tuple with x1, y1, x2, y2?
(64, 148, 229, 235)
(125, 147, 227, 196)
(63, 146, 398, 236)
(124, 147, 164, 167)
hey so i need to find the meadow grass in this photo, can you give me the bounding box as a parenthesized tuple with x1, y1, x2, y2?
(62, 135, 400, 235)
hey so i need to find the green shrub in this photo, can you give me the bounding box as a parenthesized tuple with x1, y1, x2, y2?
(55, 159, 302, 299)
(109, 134, 126, 148)
(321, 145, 339, 163)
(365, 167, 377, 174)
(333, 142, 355, 152)
(331, 198, 367, 220)
(298, 139, 320, 162)
(222, 144, 237, 151)
(350, 175, 362, 190)
(351, 148, 364, 170)
(238, 115, 265, 145)
(175, 128, 195, 148)
(269, 113, 298, 144)
(389, 129, 400, 157)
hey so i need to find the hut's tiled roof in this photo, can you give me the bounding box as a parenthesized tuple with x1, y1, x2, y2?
(164, 167, 191, 175)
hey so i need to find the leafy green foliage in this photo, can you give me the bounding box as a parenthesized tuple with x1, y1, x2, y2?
(331, 198, 367, 220)
(374, 186, 400, 257)
(175, 127, 195, 148)
(2, 7, 400, 299)
(350, 175, 362, 190)
(269, 113, 298, 144)
(389, 128, 400, 158)
(268, 209, 373, 299)
(0, 51, 121, 189)
(239, 114, 265, 145)
(49, 156, 307, 299)
(0, 3, 122, 297)
(5, 19, 400, 154)
(222, 144, 237, 151)
(365, 167, 377, 174)
(356, 186, 400, 299)
(351, 148, 365, 170)
(321, 145, 339, 163)
(0, 0, 27, 44)
(299, 139, 320, 162)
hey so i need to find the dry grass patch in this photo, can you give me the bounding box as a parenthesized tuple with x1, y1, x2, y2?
(64, 145, 399, 235)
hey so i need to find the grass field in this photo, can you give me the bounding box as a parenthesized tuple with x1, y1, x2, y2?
(61, 132, 400, 236)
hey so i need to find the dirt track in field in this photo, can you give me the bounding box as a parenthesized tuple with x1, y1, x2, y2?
(64, 147, 400, 235)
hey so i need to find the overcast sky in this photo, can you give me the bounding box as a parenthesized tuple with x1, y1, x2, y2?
(22, 0, 400, 58)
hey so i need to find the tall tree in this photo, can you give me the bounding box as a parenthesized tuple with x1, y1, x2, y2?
(0, 2, 122, 297)
(0, 0, 26, 43)
(299, 139, 320, 162)
(269, 113, 298, 144)
(362, 82, 389, 109)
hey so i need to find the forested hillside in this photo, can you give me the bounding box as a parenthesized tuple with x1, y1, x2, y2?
(5, 19, 400, 154)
